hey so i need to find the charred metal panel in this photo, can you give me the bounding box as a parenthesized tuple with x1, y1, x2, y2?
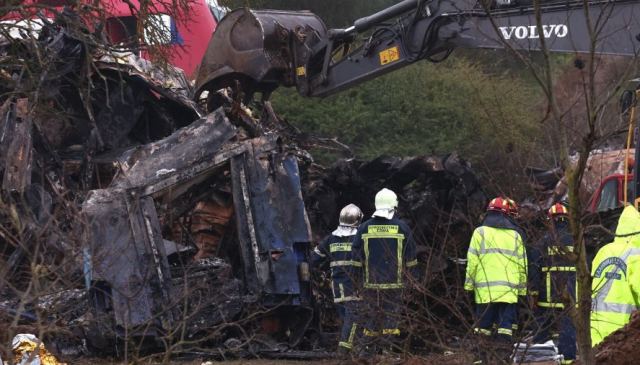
(231, 138, 312, 298)
(113, 108, 236, 189)
(125, 196, 173, 325)
(1, 98, 32, 194)
(82, 190, 159, 330)
(230, 152, 260, 294)
(82, 108, 240, 332)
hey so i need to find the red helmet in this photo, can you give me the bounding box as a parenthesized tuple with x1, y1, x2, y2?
(487, 197, 518, 216)
(548, 203, 569, 219)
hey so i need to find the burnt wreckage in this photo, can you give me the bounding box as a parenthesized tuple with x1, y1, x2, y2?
(82, 109, 316, 349)
(0, 12, 487, 359)
(0, 14, 315, 355)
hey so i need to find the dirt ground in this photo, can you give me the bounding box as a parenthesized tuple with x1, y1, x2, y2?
(73, 353, 472, 365)
(75, 360, 339, 365)
(592, 311, 640, 365)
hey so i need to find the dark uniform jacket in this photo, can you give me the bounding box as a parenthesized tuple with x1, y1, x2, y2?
(352, 216, 417, 290)
(529, 220, 576, 308)
(312, 233, 361, 303)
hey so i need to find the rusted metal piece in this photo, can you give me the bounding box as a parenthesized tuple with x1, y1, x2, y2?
(190, 199, 234, 259)
(194, 8, 327, 102)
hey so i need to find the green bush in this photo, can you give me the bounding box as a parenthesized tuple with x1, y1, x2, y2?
(272, 56, 543, 164)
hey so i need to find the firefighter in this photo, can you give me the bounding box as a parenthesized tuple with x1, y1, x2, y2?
(311, 203, 364, 353)
(465, 197, 527, 344)
(351, 188, 418, 353)
(591, 205, 640, 346)
(529, 203, 576, 364)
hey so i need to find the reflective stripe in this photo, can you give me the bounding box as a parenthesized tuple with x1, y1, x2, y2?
(470, 227, 524, 259)
(313, 247, 326, 258)
(348, 323, 358, 343)
(538, 301, 565, 309)
(497, 328, 513, 336)
(546, 272, 552, 304)
(364, 283, 403, 289)
(331, 260, 362, 267)
(542, 266, 576, 272)
(406, 259, 418, 267)
(592, 301, 638, 314)
(478, 227, 485, 252)
(474, 281, 526, 289)
(363, 328, 400, 336)
(334, 295, 361, 303)
(624, 247, 640, 256)
(330, 242, 352, 252)
(397, 234, 403, 284)
(548, 246, 574, 255)
(468, 247, 522, 258)
(368, 225, 399, 234)
(338, 323, 358, 350)
(474, 328, 492, 336)
(363, 328, 378, 337)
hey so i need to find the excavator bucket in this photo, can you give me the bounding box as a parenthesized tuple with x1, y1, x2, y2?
(194, 8, 327, 104)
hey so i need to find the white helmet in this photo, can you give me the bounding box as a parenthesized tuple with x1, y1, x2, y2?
(339, 204, 363, 227)
(373, 188, 398, 219)
(333, 204, 363, 236)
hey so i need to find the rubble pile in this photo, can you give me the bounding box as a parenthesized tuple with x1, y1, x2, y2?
(303, 154, 486, 249)
(594, 311, 640, 364)
(0, 10, 489, 362)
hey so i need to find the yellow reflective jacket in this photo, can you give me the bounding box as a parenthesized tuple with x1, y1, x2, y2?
(464, 225, 527, 304)
(591, 205, 640, 346)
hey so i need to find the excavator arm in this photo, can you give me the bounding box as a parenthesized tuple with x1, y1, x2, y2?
(194, 0, 640, 101)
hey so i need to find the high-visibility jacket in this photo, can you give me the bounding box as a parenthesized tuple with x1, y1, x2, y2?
(529, 220, 576, 308)
(312, 233, 362, 303)
(352, 216, 417, 290)
(465, 214, 527, 304)
(591, 205, 640, 346)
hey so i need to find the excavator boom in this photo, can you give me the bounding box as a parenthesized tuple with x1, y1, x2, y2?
(195, 0, 640, 100)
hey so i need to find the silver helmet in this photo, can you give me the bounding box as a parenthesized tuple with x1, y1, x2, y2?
(339, 204, 363, 227)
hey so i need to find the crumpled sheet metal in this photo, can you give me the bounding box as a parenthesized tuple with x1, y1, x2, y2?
(12, 334, 65, 365)
(95, 50, 201, 116)
(112, 108, 236, 189)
